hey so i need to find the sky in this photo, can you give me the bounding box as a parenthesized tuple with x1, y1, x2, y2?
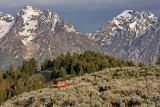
(0, 0, 160, 33)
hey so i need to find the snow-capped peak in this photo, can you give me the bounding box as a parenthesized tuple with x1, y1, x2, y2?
(21, 6, 41, 14)
(92, 10, 159, 48)
(19, 6, 42, 45)
(0, 12, 14, 21)
(20, 6, 42, 19)
(19, 6, 61, 45)
(117, 10, 135, 19)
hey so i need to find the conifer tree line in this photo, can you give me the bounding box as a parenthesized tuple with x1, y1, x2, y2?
(0, 58, 45, 105)
(41, 51, 136, 80)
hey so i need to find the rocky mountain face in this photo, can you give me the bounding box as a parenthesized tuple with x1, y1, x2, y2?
(91, 10, 159, 64)
(0, 6, 98, 70)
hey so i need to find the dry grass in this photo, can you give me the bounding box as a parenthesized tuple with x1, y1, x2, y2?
(2, 66, 160, 107)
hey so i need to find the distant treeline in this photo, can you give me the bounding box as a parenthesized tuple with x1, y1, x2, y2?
(0, 58, 45, 105)
(41, 51, 136, 80)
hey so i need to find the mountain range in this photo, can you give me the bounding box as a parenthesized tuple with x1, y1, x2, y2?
(0, 6, 98, 70)
(0, 6, 160, 69)
(91, 10, 160, 65)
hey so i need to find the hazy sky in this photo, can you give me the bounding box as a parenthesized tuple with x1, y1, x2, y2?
(0, 0, 160, 33)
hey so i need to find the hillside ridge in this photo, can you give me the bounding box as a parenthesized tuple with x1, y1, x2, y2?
(2, 67, 160, 106)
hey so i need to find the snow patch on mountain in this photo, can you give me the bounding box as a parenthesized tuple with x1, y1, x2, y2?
(49, 45, 51, 54)
(19, 20, 38, 36)
(88, 33, 92, 37)
(112, 18, 121, 26)
(0, 13, 15, 38)
(20, 6, 40, 34)
(0, 20, 15, 38)
(50, 13, 59, 32)
(129, 21, 137, 29)
(64, 25, 76, 32)
(19, 6, 42, 45)
(117, 10, 134, 19)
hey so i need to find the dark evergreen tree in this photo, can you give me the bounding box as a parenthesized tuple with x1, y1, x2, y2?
(138, 62, 145, 68)
(21, 60, 29, 75)
(14, 79, 25, 95)
(59, 67, 67, 80)
(41, 59, 52, 71)
(84, 51, 92, 62)
(51, 68, 59, 79)
(89, 62, 97, 74)
(29, 58, 37, 75)
(77, 64, 84, 76)
(70, 67, 76, 77)
(156, 56, 160, 65)
(9, 64, 14, 72)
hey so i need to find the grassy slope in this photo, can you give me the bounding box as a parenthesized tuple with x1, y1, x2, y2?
(2, 67, 160, 107)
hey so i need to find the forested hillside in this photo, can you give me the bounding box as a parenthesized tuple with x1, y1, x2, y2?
(3, 67, 160, 106)
(0, 51, 136, 105)
(0, 58, 45, 105)
(41, 51, 136, 80)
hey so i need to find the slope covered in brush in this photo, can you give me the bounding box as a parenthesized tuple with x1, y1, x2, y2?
(3, 66, 160, 107)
